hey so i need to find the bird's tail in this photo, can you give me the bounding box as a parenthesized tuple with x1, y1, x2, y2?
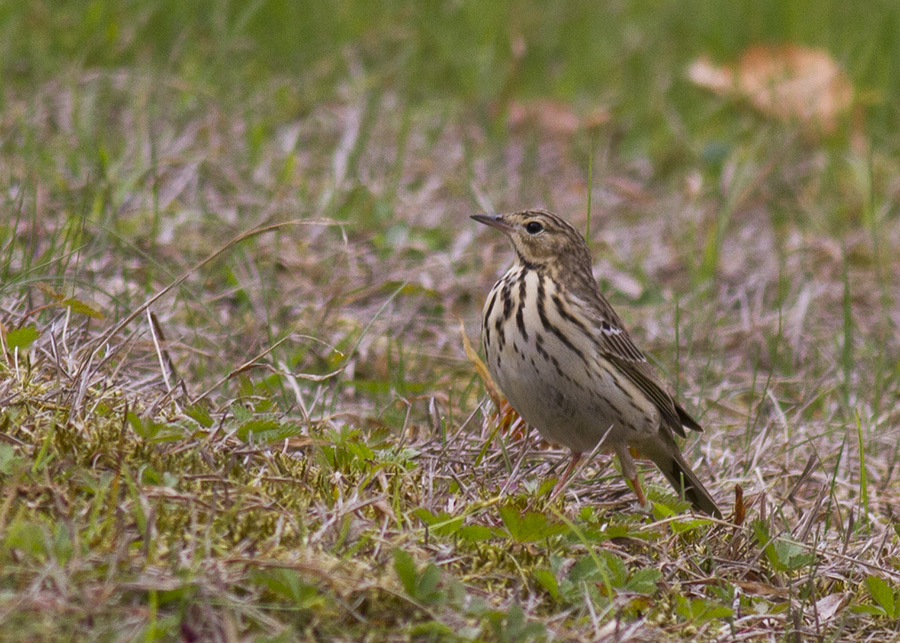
(646, 448, 722, 518)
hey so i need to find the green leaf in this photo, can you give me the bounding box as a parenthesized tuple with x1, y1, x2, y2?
(185, 405, 214, 428)
(417, 563, 442, 598)
(651, 500, 677, 519)
(752, 520, 776, 566)
(236, 418, 280, 441)
(537, 478, 557, 497)
(61, 297, 104, 319)
(412, 508, 463, 537)
(141, 466, 162, 485)
(505, 602, 525, 632)
(865, 575, 898, 618)
(6, 326, 39, 350)
(251, 568, 325, 609)
(704, 604, 735, 620)
(653, 494, 713, 533)
(533, 569, 559, 601)
(772, 538, 815, 571)
(392, 547, 445, 605)
(393, 548, 417, 596)
(346, 440, 374, 461)
(556, 550, 658, 607)
(0, 444, 26, 475)
(669, 517, 712, 534)
(458, 525, 493, 542)
(627, 568, 661, 595)
(408, 621, 454, 637)
(566, 552, 627, 589)
(485, 603, 547, 642)
(752, 520, 813, 572)
(676, 595, 734, 623)
(127, 413, 184, 442)
(498, 505, 568, 543)
(4, 518, 46, 558)
(127, 412, 154, 439)
(567, 556, 604, 585)
(601, 551, 628, 587)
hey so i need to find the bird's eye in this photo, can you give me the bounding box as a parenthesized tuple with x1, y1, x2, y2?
(525, 221, 543, 235)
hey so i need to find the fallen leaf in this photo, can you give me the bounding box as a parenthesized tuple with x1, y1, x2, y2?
(815, 593, 848, 622)
(734, 580, 789, 598)
(459, 318, 503, 409)
(688, 44, 853, 133)
(507, 100, 610, 136)
(459, 318, 526, 436)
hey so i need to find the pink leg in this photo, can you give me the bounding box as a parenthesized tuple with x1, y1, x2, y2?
(550, 451, 582, 499)
(614, 444, 648, 507)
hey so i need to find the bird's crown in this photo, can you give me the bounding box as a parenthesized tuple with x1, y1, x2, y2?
(472, 209, 592, 273)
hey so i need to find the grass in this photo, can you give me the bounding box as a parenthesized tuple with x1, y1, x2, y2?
(2, 1, 900, 640)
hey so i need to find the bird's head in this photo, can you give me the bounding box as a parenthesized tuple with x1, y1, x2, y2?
(471, 210, 592, 275)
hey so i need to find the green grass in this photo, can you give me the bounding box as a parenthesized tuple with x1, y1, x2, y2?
(2, 1, 900, 640)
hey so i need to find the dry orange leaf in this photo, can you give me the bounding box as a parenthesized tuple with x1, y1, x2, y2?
(459, 319, 528, 437)
(688, 44, 853, 133)
(507, 100, 610, 136)
(734, 483, 746, 526)
(733, 580, 789, 598)
(459, 318, 503, 410)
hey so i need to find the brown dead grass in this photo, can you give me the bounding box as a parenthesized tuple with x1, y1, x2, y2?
(1, 68, 899, 641)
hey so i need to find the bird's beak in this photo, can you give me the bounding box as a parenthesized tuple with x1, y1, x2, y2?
(471, 214, 513, 234)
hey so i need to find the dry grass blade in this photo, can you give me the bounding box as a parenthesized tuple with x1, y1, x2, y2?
(459, 317, 504, 410)
(3, 10, 900, 639)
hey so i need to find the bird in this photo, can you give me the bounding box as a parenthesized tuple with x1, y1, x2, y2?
(471, 209, 721, 517)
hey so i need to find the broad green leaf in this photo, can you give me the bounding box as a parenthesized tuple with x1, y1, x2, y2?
(601, 551, 628, 587)
(412, 508, 463, 537)
(61, 297, 104, 319)
(236, 418, 279, 441)
(498, 505, 567, 542)
(533, 569, 559, 601)
(627, 568, 662, 595)
(752, 520, 782, 570)
(676, 595, 734, 622)
(672, 517, 712, 533)
(0, 444, 26, 475)
(6, 326, 39, 349)
(393, 548, 417, 596)
(4, 518, 46, 558)
(773, 538, 814, 571)
(408, 621, 454, 637)
(128, 413, 184, 442)
(185, 405, 214, 428)
(865, 575, 897, 618)
(568, 556, 604, 584)
(457, 525, 493, 542)
(417, 563, 442, 599)
(251, 568, 325, 609)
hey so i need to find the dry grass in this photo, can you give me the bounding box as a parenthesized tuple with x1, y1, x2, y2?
(2, 28, 900, 642)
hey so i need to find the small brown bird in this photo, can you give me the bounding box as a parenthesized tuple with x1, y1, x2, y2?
(472, 209, 720, 517)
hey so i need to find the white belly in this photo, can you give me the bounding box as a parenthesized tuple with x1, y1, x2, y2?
(483, 269, 658, 453)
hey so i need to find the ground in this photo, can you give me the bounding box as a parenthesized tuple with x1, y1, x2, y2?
(1, 2, 899, 641)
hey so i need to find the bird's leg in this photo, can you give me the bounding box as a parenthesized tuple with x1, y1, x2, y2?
(614, 444, 648, 507)
(550, 451, 582, 499)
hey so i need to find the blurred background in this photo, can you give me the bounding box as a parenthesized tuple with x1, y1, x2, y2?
(2, 2, 900, 640)
(3, 0, 898, 475)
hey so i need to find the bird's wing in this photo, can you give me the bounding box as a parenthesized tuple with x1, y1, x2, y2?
(584, 296, 695, 438)
(607, 357, 689, 437)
